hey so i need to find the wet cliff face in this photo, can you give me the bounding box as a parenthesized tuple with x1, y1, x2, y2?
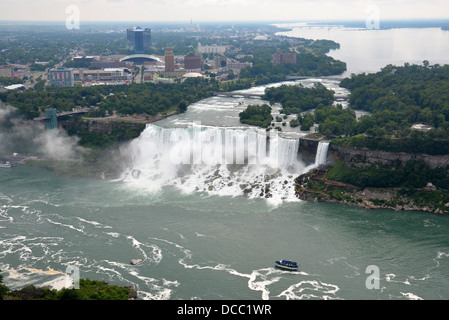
(329, 144, 449, 169)
(298, 138, 322, 165)
(60, 117, 146, 134)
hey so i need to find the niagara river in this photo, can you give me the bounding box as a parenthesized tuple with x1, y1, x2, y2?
(2, 76, 449, 301)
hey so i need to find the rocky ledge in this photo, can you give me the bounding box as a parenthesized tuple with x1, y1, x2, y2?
(295, 169, 449, 215)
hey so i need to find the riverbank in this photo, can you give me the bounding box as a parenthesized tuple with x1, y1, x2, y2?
(295, 167, 449, 215)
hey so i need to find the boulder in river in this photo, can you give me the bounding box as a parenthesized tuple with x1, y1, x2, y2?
(130, 259, 143, 266)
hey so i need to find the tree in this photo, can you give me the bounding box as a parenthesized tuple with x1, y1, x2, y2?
(0, 271, 10, 300)
(177, 100, 188, 113)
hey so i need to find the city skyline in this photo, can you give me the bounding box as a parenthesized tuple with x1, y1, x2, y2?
(1, 0, 449, 23)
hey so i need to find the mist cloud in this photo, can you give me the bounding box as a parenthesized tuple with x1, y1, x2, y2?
(0, 103, 86, 161)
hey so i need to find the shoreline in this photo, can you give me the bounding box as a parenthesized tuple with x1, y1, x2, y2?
(295, 168, 449, 215)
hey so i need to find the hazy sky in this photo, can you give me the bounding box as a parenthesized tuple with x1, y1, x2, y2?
(1, 0, 449, 22)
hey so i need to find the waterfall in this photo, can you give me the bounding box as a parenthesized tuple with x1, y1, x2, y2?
(315, 141, 329, 167)
(119, 124, 306, 204)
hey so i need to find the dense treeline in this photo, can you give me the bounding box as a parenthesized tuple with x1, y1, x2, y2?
(341, 63, 449, 131)
(239, 104, 273, 128)
(0, 78, 219, 119)
(263, 83, 334, 114)
(337, 63, 449, 154)
(315, 105, 357, 136)
(327, 160, 449, 190)
(96, 78, 219, 116)
(333, 131, 449, 156)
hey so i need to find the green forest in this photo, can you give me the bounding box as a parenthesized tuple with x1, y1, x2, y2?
(0, 78, 219, 120)
(239, 104, 273, 128)
(263, 82, 334, 114)
(336, 63, 449, 155)
(327, 159, 449, 190)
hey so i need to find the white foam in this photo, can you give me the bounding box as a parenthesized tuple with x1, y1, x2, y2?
(400, 292, 423, 300)
(119, 124, 308, 205)
(278, 280, 341, 300)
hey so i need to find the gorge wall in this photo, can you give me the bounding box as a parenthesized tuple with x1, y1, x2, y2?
(298, 136, 449, 169)
(329, 144, 449, 169)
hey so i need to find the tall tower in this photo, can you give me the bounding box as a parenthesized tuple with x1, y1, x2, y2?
(45, 108, 58, 130)
(165, 47, 175, 72)
(127, 27, 151, 53)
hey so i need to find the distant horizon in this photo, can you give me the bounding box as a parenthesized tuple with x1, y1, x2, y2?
(0, 18, 448, 26)
(1, 0, 449, 24)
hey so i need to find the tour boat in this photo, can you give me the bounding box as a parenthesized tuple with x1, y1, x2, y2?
(275, 259, 298, 271)
(0, 162, 12, 168)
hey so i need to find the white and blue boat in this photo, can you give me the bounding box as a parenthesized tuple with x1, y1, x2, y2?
(275, 259, 298, 271)
(0, 162, 12, 168)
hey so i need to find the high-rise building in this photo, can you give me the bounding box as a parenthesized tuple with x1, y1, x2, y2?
(184, 53, 202, 70)
(48, 68, 74, 87)
(127, 27, 151, 53)
(272, 52, 297, 66)
(165, 47, 175, 72)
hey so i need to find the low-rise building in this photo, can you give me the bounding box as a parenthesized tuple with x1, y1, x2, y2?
(227, 61, 253, 75)
(411, 124, 433, 132)
(0, 65, 14, 78)
(197, 43, 227, 55)
(4, 84, 25, 91)
(272, 52, 297, 66)
(73, 68, 132, 83)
